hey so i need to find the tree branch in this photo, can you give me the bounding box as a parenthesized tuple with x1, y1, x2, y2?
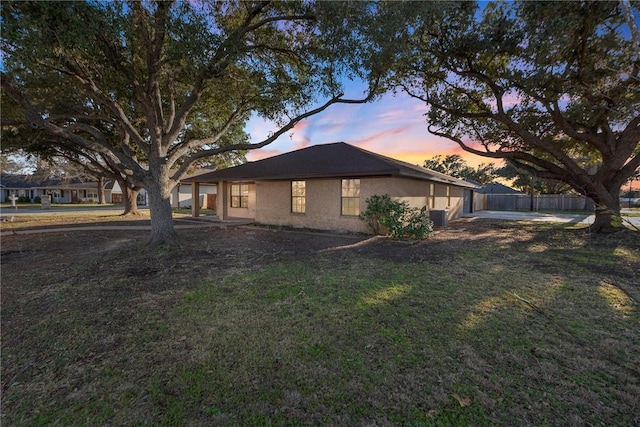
(171, 85, 379, 180)
(166, 102, 248, 168)
(426, 123, 584, 185)
(1, 73, 145, 178)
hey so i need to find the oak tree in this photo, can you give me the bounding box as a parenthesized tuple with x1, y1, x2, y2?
(1, 1, 385, 245)
(394, 1, 640, 232)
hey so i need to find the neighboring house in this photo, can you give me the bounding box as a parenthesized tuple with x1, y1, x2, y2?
(478, 182, 524, 195)
(110, 181, 149, 206)
(183, 142, 479, 233)
(0, 173, 112, 203)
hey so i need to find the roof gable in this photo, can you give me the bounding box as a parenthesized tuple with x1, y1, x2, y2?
(184, 142, 477, 188)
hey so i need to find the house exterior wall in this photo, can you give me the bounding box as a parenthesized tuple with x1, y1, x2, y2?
(34, 189, 72, 203)
(253, 176, 467, 233)
(222, 181, 256, 219)
(255, 179, 364, 232)
(2, 188, 34, 203)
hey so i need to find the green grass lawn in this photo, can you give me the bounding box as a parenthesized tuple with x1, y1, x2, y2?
(1, 220, 638, 426)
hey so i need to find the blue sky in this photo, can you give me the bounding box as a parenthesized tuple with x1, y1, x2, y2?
(244, 88, 492, 168)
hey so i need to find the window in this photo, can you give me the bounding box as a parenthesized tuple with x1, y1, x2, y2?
(291, 180, 306, 213)
(341, 179, 360, 216)
(429, 183, 435, 208)
(446, 185, 451, 207)
(230, 183, 249, 208)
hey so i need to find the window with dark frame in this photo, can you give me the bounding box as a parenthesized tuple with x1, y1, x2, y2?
(230, 183, 249, 208)
(291, 180, 306, 213)
(341, 179, 360, 216)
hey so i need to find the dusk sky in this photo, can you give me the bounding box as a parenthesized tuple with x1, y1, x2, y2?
(244, 84, 494, 169)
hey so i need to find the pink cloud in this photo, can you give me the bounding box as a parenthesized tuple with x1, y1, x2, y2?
(246, 148, 282, 161)
(350, 125, 414, 147)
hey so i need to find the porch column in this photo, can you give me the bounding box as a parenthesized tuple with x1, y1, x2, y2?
(191, 182, 200, 217)
(217, 181, 227, 220)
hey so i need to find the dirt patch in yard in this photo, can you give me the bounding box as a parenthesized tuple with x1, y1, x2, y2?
(2, 218, 639, 311)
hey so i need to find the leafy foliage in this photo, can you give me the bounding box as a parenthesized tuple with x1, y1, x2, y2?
(423, 154, 498, 184)
(360, 194, 433, 240)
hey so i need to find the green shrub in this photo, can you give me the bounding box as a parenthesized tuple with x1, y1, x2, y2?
(360, 194, 433, 240)
(33, 196, 41, 203)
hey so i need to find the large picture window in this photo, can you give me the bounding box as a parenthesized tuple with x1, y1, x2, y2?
(341, 179, 360, 216)
(230, 183, 249, 208)
(291, 181, 306, 213)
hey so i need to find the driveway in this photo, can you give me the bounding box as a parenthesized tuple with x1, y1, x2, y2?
(464, 210, 640, 228)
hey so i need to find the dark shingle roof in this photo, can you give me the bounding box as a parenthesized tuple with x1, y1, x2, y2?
(0, 173, 102, 189)
(478, 182, 524, 194)
(184, 142, 477, 188)
(0, 174, 33, 189)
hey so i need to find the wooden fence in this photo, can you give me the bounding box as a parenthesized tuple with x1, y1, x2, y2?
(480, 194, 595, 212)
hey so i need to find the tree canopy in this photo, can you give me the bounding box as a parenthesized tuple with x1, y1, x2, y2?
(422, 154, 498, 185)
(1, 1, 388, 245)
(393, 0, 640, 232)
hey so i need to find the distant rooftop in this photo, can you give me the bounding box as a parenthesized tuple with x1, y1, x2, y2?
(478, 182, 524, 194)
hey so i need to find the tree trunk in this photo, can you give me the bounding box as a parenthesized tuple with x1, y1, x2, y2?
(117, 178, 142, 216)
(146, 178, 177, 246)
(122, 186, 141, 216)
(97, 176, 107, 204)
(588, 184, 623, 233)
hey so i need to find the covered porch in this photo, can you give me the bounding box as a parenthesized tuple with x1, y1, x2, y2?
(190, 180, 256, 222)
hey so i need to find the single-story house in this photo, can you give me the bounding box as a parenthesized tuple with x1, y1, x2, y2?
(0, 173, 113, 204)
(183, 142, 478, 233)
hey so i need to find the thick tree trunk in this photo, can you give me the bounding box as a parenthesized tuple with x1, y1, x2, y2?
(122, 186, 142, 216)
(588, 184, 623, 233)
(146, 178, 177, 246)
(117, 178, 142, 216)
